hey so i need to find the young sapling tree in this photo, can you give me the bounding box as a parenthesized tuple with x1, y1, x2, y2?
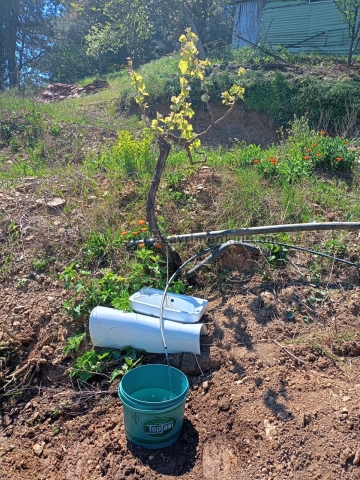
(128, 29, 245, 269)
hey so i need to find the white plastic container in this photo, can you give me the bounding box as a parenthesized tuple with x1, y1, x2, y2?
(129, 288, 208, 323)
(89, 306, 208, 355)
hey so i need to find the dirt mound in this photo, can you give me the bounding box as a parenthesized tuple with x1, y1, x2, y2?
(0, 165, 360, 480)
(35, 79, 109, 103)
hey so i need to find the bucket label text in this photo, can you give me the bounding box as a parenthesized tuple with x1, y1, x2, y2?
(142, 416, 177, 438)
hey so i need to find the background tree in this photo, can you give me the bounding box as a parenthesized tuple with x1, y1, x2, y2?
(40, 7, 100, 83)
(335, 0, 360, 65)
(81, 0, 234, 66)
(0, 0, 62, 89)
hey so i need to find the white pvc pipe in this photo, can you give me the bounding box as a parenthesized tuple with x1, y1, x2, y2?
(89, 306, 208, 355)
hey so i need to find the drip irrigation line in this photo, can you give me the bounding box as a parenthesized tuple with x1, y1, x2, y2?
(127, 222, 360, 248)
(253, 240, 359, 268)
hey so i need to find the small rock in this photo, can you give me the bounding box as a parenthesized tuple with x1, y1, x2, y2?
(236, 376, 248, 385)
(340, 447, 354, 467)
(218, 400, 230, 411)
(203, 381, 209, 392)
(13, 305, 25, 313)
(278, 411, 289, 421)
(264, 419, 276, 438)
(46, 197, 66, 209)
(300, 412, 311, 427)
(148, 456, 154, 460)
(354, 450, 360, 465)
(33, 442, 45, 456)
(343, 396, 350, 402)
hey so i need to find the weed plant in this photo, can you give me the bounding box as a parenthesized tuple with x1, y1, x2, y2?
(71, 346, 142, 382)
(61, 246, 185, 319)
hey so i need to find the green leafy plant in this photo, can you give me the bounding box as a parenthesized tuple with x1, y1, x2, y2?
(31, 254, 55, 273)
(266, 234, 290, 265)
(64, 333, 86, 355)
(82, 229, 123, 265)
(108, 347, 143, 382)
(9, 138, 20, 153)
(49, 124, 62, 136)
(309, 133, 355, 173)
(71, 350, 110, 382)
(164, 170, 185, 188)
(88, 129, 155, 176)
(60, 249, 185, 319)
(71, 346, 142, 382)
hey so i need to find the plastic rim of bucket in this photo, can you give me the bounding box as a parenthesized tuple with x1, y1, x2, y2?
(119, 364, 188, 410)
(118, 364, 189, 449)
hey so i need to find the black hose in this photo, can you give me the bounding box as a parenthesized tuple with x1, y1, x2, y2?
(127, 222, 360, 248)
(253, 240, 359, 268)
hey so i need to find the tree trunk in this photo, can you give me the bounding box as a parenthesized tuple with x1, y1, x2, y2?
(233, 0, 265, 48)
(348, 36, 354, 66)
(180, 4, 207, 60)
(146, 136, 182, 271)
(4, 0, 20, 88)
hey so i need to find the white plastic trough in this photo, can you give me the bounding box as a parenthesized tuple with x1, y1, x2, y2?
(89, 306, 208, 355)
(129, 287, 208, 323)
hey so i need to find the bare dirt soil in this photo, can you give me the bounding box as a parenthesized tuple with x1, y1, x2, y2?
(0, 168, 359, 480)
(131, 100, 280, 148)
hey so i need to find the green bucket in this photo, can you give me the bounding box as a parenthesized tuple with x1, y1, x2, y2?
(118, 364, 189, 449)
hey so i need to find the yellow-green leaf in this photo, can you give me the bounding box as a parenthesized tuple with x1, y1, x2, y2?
(179, 60, 189, 74)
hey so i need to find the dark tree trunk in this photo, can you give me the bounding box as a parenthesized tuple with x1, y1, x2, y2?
(180, 4, 207, 60)
(348, 36, 355, 66)
(146, 137, 182, 272)
(4, 0, 20, 88)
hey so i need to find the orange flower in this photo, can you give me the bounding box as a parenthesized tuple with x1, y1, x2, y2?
(312, 143, 317, 147)
(140, 227, 147, 232)
(316, 153, 322, 157)
(138, 220, 146, 225)
(253, 159, 260, 164)
(336, 157, 343, 162)
(132, 231, 140, 235)
(138, 243, 145, 248)
(121, 231, 128, 236)
(319, 130, 325, 135)
(155, 243, 162, 249)
(303, 155, 309, 160)
(268, 157, 277, 165)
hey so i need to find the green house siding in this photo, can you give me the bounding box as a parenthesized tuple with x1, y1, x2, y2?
(233, 0, 351, 55)
(261, 0, 348, 53)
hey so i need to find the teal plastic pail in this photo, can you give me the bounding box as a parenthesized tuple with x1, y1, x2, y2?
(118, 364, 189, 449)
